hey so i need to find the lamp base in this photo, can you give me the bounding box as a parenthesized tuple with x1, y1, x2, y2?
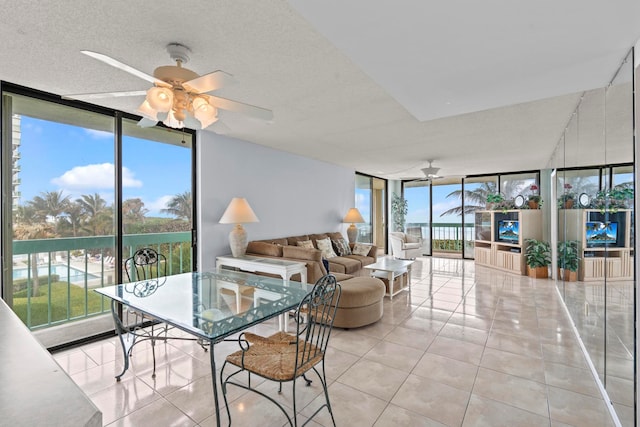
(346, 224, 358, 244)
(229, 224, 248, 257)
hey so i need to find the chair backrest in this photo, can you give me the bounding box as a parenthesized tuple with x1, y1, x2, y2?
(124, 248, 167, 282)
(292, 274, 341, 376)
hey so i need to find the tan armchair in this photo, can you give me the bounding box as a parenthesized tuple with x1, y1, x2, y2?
(389, 232, 423, 259)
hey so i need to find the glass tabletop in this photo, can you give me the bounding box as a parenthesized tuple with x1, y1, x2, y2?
(95, 270, 311, 341)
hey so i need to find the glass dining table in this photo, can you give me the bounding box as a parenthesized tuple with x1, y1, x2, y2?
(95, 270, 311, 427)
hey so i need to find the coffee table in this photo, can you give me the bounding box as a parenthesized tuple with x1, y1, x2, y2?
(364, 258, 414, 299)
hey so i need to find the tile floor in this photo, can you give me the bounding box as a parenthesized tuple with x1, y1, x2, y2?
(54, 257, 621, 426)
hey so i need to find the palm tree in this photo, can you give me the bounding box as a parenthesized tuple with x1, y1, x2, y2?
(161, 191, 192, 222)
(30, 190, 70, 234)
(123, 198, 148, 224)
(77, 193, 113, 235)
(440, 182, 497, 217)
(60, 202, 84, 237)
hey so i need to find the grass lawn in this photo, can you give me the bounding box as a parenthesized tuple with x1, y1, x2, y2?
(12, 282, 106, 328)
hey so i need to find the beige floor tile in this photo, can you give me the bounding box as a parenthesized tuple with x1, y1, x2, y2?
(472, 367, 548, 417)
(543, 361, 601, 398)
(412, 352, 478, 391)
(391, 374, 470, 426)
(462, 394, 550, 427)
(363, 340, 424, 372)
(54, 347, 99, 375)
(427, 335, 485, 365)
(89, 375, 162, 425)
(328, 329, 381, 356)
(547, 385, 616, 427)
(438, 322, 489, 346)
(486, 329, 542, 358)
(338, 358, 408, 400)
(105, 397, 197, 427)
(373, 404, 446, 426)
(383, 325, 437, 351)
(480, 347, 545, 383)
(301, 382, 387, 427)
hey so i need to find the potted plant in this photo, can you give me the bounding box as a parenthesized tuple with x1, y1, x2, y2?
(527, 184, 542, 209)
(558, 183, 576, 209)
(524, 238, 551, 278)
(557, 240, 580, 282)
(486, 193, 504, 210)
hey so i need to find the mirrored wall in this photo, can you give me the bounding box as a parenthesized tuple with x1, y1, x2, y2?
(551, 48, 635, 426)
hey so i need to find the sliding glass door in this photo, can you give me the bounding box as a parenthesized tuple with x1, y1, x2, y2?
(1, 85, 195, 348)
(355, 173, 387, 253)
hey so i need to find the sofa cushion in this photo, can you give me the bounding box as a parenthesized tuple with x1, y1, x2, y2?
(246, 241, 283, 257)
(352, 243, 373, 256)
(327, 232, 345, 241)
(345, 254, 375, 267)
(333, 277, 385, 308)
(287, 235, 310, 246)
(296, 240, 315, 249)
(332, 237, 352, 256)
(308, 233, 329, 244)
(329, 256, 362, 275)
(316, 237, 338, 259)
(282, 246, 321, 262)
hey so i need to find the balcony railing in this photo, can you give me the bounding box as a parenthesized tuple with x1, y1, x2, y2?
(406, 222, 475, 253)
(11, 232, 191, 330)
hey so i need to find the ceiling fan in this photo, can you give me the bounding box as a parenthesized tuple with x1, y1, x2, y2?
(405, 160, 443, 182)
(64, 43, 273, 130)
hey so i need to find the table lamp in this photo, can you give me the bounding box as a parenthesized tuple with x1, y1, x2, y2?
(343, 208, 365, 244)
(219, 197, 260, 257)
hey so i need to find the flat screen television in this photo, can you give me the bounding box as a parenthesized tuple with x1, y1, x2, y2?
(497, 220, 519, 243)
(585, 221, 618, 247)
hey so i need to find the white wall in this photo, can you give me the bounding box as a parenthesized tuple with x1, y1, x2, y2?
(197, 131, 356, 271)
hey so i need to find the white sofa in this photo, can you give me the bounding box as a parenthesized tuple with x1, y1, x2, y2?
(389, 232, 423, 259)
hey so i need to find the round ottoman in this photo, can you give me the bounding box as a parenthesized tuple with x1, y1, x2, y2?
(332, 277, 385, 328)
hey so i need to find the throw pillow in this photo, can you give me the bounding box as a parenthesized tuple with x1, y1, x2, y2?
(322, 258, 330, 273)
(352, 243, 372, 256)
(296, 240, 314, 249)
(332, 238, 352, 256)
(316, 237, 338, 259)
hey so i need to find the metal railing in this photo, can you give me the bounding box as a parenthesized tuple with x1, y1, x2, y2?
(11, 232, 192, 330)
(406, 222, 475, 253)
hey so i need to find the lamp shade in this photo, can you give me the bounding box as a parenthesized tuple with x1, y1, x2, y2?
(219, 198, 260, 224)
(343, 208, 365, 224)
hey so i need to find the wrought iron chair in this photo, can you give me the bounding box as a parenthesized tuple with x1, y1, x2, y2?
(124, 247, 167, 282)
(116, 248, 170, 379)
(220, 274, 341, 426)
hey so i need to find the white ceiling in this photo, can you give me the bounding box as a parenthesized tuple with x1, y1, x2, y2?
(0, 0, 638, 180)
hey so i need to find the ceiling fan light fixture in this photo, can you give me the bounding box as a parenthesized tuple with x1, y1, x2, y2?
(146, 86, 173, 112)
(193, 97, 218, 128)
(136, 100, 158, 121)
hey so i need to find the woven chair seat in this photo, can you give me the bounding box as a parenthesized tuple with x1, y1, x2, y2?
(226, 332, 323, 381)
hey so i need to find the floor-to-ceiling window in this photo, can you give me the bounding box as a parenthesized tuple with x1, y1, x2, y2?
(404, 180, 431, 255)
(355, 173, 387, 252)
(1, 84, 196, 348)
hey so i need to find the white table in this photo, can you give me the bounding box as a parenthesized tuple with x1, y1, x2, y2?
(364, 258, 414, 300)
(216, 255, 308, 329)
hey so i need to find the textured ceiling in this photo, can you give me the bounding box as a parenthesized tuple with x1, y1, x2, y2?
(0, 0, 638, 180)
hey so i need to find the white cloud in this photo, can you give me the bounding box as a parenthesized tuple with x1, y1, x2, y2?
(145, 195, 174, 214)
(84, 129, 112, 139)
(51, 163, 142, 189)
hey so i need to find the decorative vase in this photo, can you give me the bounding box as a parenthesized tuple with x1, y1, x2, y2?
(528, 200, 539, 209)
(564, 199, 574, 209)
(486, 202, 494, 211)
(527, 266, 548, 278)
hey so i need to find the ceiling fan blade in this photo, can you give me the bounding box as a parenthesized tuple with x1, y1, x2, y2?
(137, 117, 159, 128)
(81, 50, 170, 87)
(63, 90, 147, 101)
(206, 95, 273, 121)
(183, 70, 235, 94)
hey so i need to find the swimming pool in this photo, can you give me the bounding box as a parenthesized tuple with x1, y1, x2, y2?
(13, 265, 100, 283)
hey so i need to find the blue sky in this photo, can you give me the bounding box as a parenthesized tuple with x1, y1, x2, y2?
(18, 116, 191, 217)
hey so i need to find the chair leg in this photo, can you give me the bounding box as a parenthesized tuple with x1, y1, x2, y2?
(302, 373, 312, 386)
